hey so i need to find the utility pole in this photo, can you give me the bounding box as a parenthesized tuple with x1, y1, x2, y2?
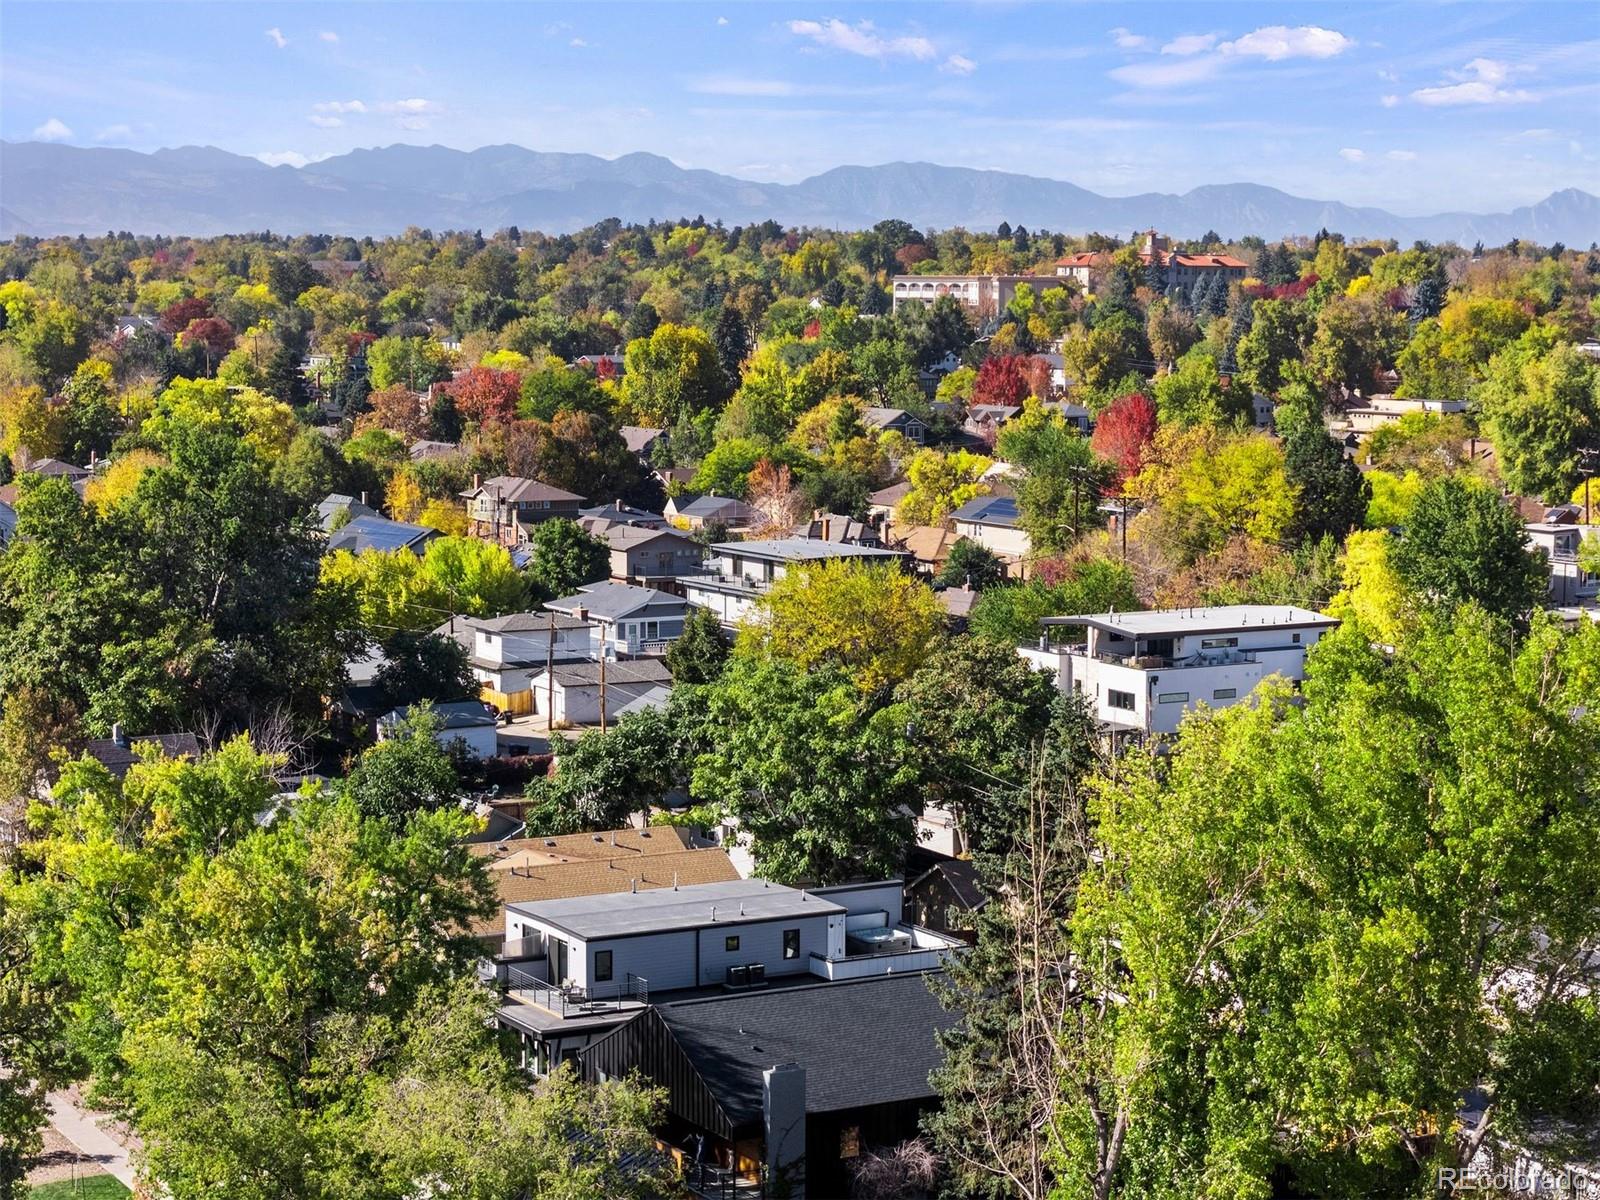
(598, 648, 607, 733)
(546, 613, 555, 726)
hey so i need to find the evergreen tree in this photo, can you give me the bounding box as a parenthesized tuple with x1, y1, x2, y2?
(996, 221, 1013, 242)
(624, 300, 660, 343)
(665, 607, 730, 684)
(262, 345, 311, 409)
(712, 304, 751, 386)
(1408, 275, 1444, 323)
(1283, 417, 1370, 543)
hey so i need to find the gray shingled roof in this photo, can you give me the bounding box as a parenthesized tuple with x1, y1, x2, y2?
(82, 732, 202, 779)
(547, 582, 687, 621)
(655, 972, 956, 1125)
(536, 658, 675, 690)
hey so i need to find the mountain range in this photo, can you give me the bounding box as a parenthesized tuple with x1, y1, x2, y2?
(2, 140, 1596, 245)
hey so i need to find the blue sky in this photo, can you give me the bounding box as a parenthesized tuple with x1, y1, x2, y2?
(3, 1, 1596, 214)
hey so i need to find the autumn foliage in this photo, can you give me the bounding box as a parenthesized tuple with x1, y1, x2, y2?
(1091, 392, 1159, 486)
(444, 366, 521, 425)
(972, 354, 1032, 408)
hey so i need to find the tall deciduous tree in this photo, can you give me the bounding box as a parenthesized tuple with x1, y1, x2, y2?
(1388, 476, 1546, 622)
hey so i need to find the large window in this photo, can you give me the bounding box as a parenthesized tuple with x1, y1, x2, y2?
(1157, 692, 1189, 705)
(1108, 689, 1136, 711)
(783, 928, 800, 960)
(1200, 636, 1240, 649)
(1213, 687, 1237, 701)
(594, 950, 613, 983)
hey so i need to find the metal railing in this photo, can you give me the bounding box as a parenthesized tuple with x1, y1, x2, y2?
(507, 968, 650, 1017)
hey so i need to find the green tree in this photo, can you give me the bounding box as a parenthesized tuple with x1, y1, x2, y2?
(1389, 476, 1547, 622)
(737, 559, 942, 694)
(1151, 349, 1248, 429)
(935, 537, 1007, 591)
(367, 336, 451, 392)
(522, 706, 679, 833)
(967, 559, 1139, 647)
(1478, 336, 1600, 501)
(1233, 298, 1307, 396)
(665, 607, 729, 685)
(1282, 416, 1370, 543)
(0, 888, 67, 1199)
(343, 706, 465, 820)
(997, 416, 1112, 555)
(619, 322, 726, 427)
(687, 658, 919, 884)
(525, 518, 610, 602)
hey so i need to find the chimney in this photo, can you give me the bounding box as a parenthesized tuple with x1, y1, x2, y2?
(710, 906, 717, 922)
(615, 499, 624, 511)
(473, 472, 482, 489)
(359, 490, 368, 506)
(821, 517, 831, 541)
(90, 450, 98, 468)
(764, 1065, 807, 1186)
(573, 607, 588, 623)
(111, 722, 127, 748)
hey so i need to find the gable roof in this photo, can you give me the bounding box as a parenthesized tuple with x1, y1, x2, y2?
(535, 658, 675, 690)
(326, 514, 438, 555)
(82, 732, 202, 779)
(378, 699, 498, 730)
(547, 581, 687, 621)
(869, 481, 912, 508)
(408, 440, 460, 461)
(675, 494, 756, 522)
(952, 494, 1021, 528)
(598, 524, 697, 553)
(316, 492, 380, 531)
(619, 426, 665, 454)
(25, 458, 91, 479)
(908, 858, 986, 911)
(862, 407, 927, 430)
(465, 477, 585, 504)
(612, 972, 957, 1134)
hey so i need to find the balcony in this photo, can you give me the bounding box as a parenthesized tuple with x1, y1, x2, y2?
(506, 966, 650, 1018)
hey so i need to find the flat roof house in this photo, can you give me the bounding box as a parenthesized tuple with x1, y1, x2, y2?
(1020, 604, 1339, 736)
(681, 538, 908, 626)
(546, 582, 692, 658)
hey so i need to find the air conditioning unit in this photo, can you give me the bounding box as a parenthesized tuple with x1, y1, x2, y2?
(747, 963, 766, 987)
(726, 965, 749, 988)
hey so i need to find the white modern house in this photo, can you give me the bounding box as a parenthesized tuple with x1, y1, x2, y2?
(681, 538, 908, 626)
(1526, 523, 1598, 609)
(495, 877, 962, 1073)
(1020, 605, 1339, 735)
(1331, 393, 1468, 435)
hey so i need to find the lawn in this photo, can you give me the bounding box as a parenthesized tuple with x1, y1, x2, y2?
(28, 1178, 130, 1199)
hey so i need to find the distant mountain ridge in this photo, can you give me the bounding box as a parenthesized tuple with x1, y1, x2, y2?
(2, 140, 1595, 245)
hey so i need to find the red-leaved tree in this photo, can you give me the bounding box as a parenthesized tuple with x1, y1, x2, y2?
(972, 354, 1032, 408)
(446, 367, 522, 426)
(1090, 392, 1159, 485)
(159, 297, 212, 335)
(180, 316, 236, 373)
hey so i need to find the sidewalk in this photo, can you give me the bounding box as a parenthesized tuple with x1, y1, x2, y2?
(46, 1090, 136, 1190)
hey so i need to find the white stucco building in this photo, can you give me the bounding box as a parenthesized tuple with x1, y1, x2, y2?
(1019, 605, 1339, 736)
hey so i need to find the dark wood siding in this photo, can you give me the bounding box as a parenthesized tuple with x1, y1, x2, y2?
(580, 1009, 739, 1140)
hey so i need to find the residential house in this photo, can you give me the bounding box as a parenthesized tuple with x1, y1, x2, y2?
(326, 514, 440, 556)
(495, 877, 959, 1071)
(866, 481, 912, 525)
(788, 512, 883, 547)
(315, 492, 380, 532)
(1330, 393, 1467, 436)
(1020, 605, 1338, 736)
(1526, 523, 1598, 609)
(667, 493, 758, 532)
(861, 407, 929, 444)
(937, 581, 980, 626)
(681, 538, 908, 626)
(890, 524, 962, 577)
(408, 439, 460, 462)
(545, 582, 692, 658)
(590, 524, 705, 584)
(578, 500, 670, 531)
(377, 699, 499, 758)
(963, 404, 1022, 441)
(82, 726, 202, 779)
(0, 500, 15, 547)
(22, 457, 91, 482)
(572, 353, 625, 376)
(462, 476, 585, 545)
(890, 272, 1058, 317)
(951, 494, 1031, 564)
(583, 974, 956, 1196)
(470, 827, 740, 949)
(619, 426, 666, 459)
(1056, 231, 1248, 290)
(528, 658, 676, 726)
(1039, 397, 1092, 432)
(454, 612, 593, 715)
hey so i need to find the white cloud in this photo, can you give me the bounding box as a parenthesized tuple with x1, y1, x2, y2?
(1377, 68, 1398, 83)
(1109, 27, 1148, 50)
(941, 54, 976, 76)
(570, 37, 588, 47)
(1220, 25, 1353, 61)
(1386, 149, 1418, 161)
(257, 150, 309, 168)
(94, 123, 133, 142)
(265, 27, 287, 49)
(309, 115, 343, 128)
(32, 117, 73, 141)
(1109, 56, 1221, 88)
(313, 100, 367, 114)
(1410, 58, 1534, 106)
(717, 15, 729, 25)
(1381, 94, 1400, 108)
(1162, 33, 1217, 56)
(787, 18, 936, 61)
(1339, 147, 1366, 162)
(379, 98, 436, 113)
(319, 31, 339, 43)
(687, 75, 897, 98)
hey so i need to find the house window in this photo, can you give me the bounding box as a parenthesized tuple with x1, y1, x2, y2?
(724, 935, 740, 952)
(1213, 688, 1237, 700)
(840, 1126, 861, 1159)
(1292, 633, 1301, 643)
(1200, 636, 1239, 649)
(1157, 692, 1189, 704)
(1108, 689, 1136, 711)
(645, 620, 659, 640)
(783, 928, 800, 960)
(594, 950, 613, 983)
